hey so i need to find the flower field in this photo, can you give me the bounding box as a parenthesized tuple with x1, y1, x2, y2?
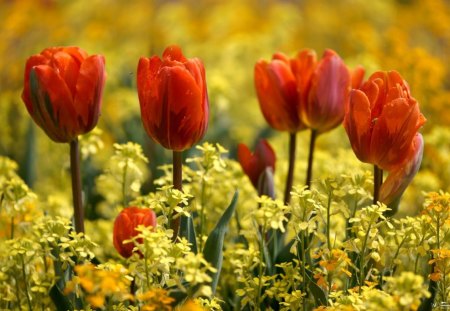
(0, 0, 450, 310)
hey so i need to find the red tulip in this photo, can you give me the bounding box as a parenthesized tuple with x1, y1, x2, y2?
(296, 49, 352, 133)
(113, 207, 157, 258)
(137, 45, 209, 151)
(380, 133, 424, 205)
(22, 47, 106, 143)
(343, 71, 426, 171)
(237, 139, 276, 189)
(255, 53, 306, 132)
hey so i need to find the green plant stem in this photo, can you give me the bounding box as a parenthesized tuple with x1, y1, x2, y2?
(299, 230, 307, 311)
(70, 138, 84, 233)
(199, 180, 206, 252)
(326, 190, 333, 252)
(373, 165, 383, 205)
(359, 222, 372, 294)
(256, 224, 267, 309)
(21, 255, 32, 311)
(284, 133, 297, 205)
(10, 216, 14, 239)
(171, 151, 183, 238)
(305, 129, 318, 189)
(122, 160, 129, 207)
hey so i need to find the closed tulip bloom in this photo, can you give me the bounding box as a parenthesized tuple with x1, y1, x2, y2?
(344, 71, 426, 171)
(238, 139, 276, 189)
(137, 45, 209, 151)
(113, 207, 157, 258)
(255, 53, 305, 132)
(22, 47, 106, 143)
(297, 49, 351, 133)
(380, 133, 424, 205)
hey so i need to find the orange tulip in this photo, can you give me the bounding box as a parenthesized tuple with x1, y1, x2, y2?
(137, 45, 209, 151)
(22, 47, 106, 143)
(295, 49, 352, 133)
(238, 139, 276, 190)
(379, 133, 424, 205)
(113, 207, 157, 258)
(344, 71, 426, 171)
(254, 53, 306, 132)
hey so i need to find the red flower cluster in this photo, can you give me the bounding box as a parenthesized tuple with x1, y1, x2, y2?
(22, 47, 106, 143)
(255, 49, 362, 134)
(113, 207, 157, 258)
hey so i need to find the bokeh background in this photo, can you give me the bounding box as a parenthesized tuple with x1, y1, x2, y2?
(1, 0, 449, 216)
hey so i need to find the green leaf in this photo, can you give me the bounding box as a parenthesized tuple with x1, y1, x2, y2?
(180, 215, 198, 254)
(203, 191, 239, 294)
(50, 284, 73, 311)
(306, 269, 327, 306)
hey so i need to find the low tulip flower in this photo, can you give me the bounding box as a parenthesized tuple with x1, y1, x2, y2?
(113, 207, 157, 258)
(238, 139, 276, 196)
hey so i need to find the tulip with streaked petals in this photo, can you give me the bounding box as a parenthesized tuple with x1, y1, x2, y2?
(238, 140, 276, 190)
(344, 70, 426, 171)
(22, 46, 106, 143)
(113, 207, 157, 258)
(254, 53, 306, 132)
(380, 133, 424, 206)
(137, 45, 209, 151)
(296, 49, 351, 133)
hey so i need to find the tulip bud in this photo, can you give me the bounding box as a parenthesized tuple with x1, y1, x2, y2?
(22, 47, 106, 143)
(237, 139, 276, 195)
(113, 207, 157, 258)
(137, 45, 209, 151)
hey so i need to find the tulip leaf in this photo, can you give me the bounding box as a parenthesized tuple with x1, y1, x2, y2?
(50, 284, 73, 311)
(203, 191, 239, 294)
(180, 214, 198, 254)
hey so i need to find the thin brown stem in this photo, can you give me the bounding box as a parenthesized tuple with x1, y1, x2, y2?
(373, 165, 383, 205)
(171, 151, 183, 237)
(70, 138, 84, 233)
(305, 129, 318, 189)
(284, 133, 297, 205)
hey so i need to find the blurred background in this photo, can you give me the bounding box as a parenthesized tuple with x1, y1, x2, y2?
(1, 0, 449, 216)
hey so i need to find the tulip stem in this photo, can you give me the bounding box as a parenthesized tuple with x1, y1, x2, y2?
(284, 133, 297, 205)
(373, 165, 383, 204)
(305, 129, 318, 189)
(70, 138, 84, 233)
(171, 151, 183, 237)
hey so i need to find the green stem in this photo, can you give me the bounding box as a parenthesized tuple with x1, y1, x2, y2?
(359, 222, 372, 294)
(171, 151, 183, 238)
(373, 165, 383, 205)
(122, 160, 129, 207)
(284, 133, 297, 205)
(199, 180, 206, 252)
(299, 231, 308, 311)
(21, 255, 33, 311)
(70, 138, 84, 233)
(10, 216, 14, 239)
(326, 190, 333, 252)
(256, 225, 267, 309)
(305, 129, 317, 189)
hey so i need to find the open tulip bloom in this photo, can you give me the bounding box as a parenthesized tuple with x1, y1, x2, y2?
(344, 70, 426, 204)
(22, 46, 106, 233)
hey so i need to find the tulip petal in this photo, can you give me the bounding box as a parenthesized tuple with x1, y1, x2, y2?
(74, 55, 106, 130)
(291, 49, 317, 107)
(380, 133, 424, 205)
(344, 90, 372, 162)
(371, 98, 423, 170)
(238, 140, 276, 189)
(52, 50, 82, 98)
(22, 54, 49, 113)
(31, 65, 77, 142)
